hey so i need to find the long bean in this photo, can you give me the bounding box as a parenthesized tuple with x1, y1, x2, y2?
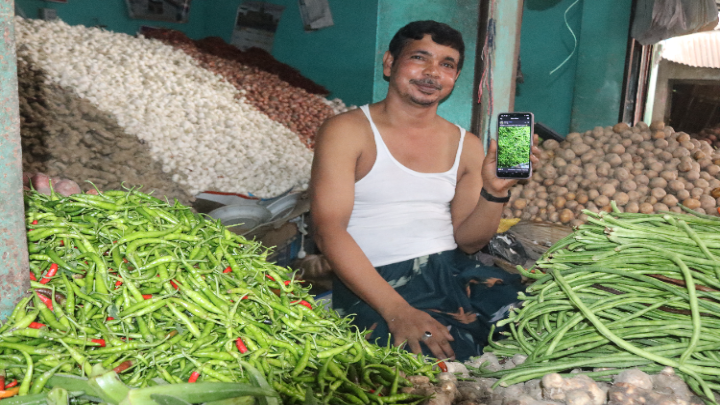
(477, 207, 720, 404)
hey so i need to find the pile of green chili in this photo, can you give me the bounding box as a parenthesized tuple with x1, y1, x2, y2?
(0, 188, 439, 404)
(475, 203, 720, 404)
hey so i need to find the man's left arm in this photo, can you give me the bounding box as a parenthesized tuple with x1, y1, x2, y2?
(451, 134, 540, 254)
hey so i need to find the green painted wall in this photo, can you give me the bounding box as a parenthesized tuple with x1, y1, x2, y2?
(515, 0, 632, 136)
(373, 0, 480, 130)
(514, 0, 583, 136)
(15, 0, 377, 107)
(569, 0, 633, 133)
(15, 0, 209, 38)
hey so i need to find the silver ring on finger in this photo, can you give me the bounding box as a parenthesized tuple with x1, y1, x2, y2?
(421, 331, 432, 341)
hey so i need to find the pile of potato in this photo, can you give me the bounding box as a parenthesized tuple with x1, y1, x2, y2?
(18, 60, 194, 205)
(693, 123, 720, 149)
(504, 121, 720, 226)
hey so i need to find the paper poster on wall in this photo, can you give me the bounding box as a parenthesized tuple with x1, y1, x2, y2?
(298, 0, 333, 31)
(231, 1, 285, 53)
(125, 0, 192, 23)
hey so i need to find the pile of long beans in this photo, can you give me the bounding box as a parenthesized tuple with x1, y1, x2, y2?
(0, 188, 438, 404)
(475, 203, 720, 404)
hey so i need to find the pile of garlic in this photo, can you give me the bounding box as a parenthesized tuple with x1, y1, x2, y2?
(15, 17, 313, 197)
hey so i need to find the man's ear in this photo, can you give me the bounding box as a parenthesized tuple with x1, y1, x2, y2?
(382, 51, 394, 78)
(455, 69, 461, 81)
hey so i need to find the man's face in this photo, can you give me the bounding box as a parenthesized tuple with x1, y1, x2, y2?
(384, 34, 461, 108)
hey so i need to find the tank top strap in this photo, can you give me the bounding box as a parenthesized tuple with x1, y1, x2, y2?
(450, 125, 466, 173)
(359, 105, 390, 157)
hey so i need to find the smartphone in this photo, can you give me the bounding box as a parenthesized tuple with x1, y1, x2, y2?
(496, 112, 534, 179)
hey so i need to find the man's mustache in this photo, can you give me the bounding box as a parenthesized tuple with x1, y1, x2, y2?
(409, 79, 441, 90)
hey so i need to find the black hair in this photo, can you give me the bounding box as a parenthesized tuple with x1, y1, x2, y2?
(388, 20, 465, 71)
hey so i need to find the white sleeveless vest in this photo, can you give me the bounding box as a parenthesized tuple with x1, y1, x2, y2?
(346, 105, 465, 267)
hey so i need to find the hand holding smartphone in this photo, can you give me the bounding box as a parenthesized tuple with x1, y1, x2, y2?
(496, 112, 534, 179)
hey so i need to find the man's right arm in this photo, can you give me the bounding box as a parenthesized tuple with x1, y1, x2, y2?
(309, 114, 455, 360)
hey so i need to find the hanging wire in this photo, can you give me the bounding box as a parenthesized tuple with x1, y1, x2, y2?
(550, 0, 581, 75)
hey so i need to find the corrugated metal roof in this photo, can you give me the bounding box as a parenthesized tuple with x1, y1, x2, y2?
(661, 30, 720, 68)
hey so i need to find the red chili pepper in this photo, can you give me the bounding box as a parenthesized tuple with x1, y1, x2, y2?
(28, 272, 37, 282)
(112, 360, 133, 373)
(437, 361, 448, 373)
(115, 275, 123, 289)
(28, 322, 46, 329)
(142, 294, 153, 300)
(4, 380, 17, 389)
(169, 280, 179, 290)
(123, 258, 128, 263)
(0, 372, 4, 390)
(235, 337, 248, 354)
(31, 220, 38, 225)
(284, 280, 292, 286)
(266, 275, 275, 281)
(36, 292, 53, 311)
(39, 263, 59, 285)
(188, 371, 200, 383)
(291, 300, 313, 310)
(92, 339, 106, 347)
(223, 266, 232, 274)
(106, 317, 115, 321)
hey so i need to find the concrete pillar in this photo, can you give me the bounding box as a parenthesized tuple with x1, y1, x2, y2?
(0, 0, 29, 322)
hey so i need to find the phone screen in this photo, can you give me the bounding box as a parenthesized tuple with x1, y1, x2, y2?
(496, 112, 533, 179)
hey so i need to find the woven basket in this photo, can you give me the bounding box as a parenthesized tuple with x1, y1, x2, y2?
(507, 221, 573, 259)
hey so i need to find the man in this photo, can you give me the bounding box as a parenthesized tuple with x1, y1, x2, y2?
(310, 20, 540, 361)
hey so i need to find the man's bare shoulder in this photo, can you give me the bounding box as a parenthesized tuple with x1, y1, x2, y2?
(318, 108, 369, 139)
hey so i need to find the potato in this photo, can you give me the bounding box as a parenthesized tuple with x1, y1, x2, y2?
(566, 132, 583, 143)
(54, 179, 82, 196)
(691, 188, 704, 199)
(613, 191, 629, 206)
(699, 195, 716, 212)
(650, 121, 665, 131)
(654, 138, 669, 149)
(558, 149, 576, 161)
(620, 180, 637, 193)
(685, 170, 700, 181)
(539, 165, 558, 180)
(639, 202, 654, 214)
(562, 164, 582, 177)
(559, 209, 574, 224)
(599, 184, 616, 197)
(660, 170, 677, 181)
(594, 195, 610, 207)
(542, 139, 560, 150)
(553, 196, 567, 209)
(553, 157, 568, 167)
(682, 198, 701, 209)
(613, 167, 630, 181)
(677, 132, 691, 143)
(554, 175, 570, 187)
(658, 151, 673, 161)
(706, 165, 720, 176)
(605, 153, 622, 167)
(653, 203, 669, 212)
(677, 189, 690, 200)
(30, 173, 52, 195)
(521, 188, 536, 199)
(613, 122, 630, 133)
(625, 201, 640, 213)
(650, 187, 666, 199)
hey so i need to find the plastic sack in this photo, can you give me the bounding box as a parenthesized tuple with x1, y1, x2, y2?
(631, 0, 718, 45)
(487, 232, 531, 266)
